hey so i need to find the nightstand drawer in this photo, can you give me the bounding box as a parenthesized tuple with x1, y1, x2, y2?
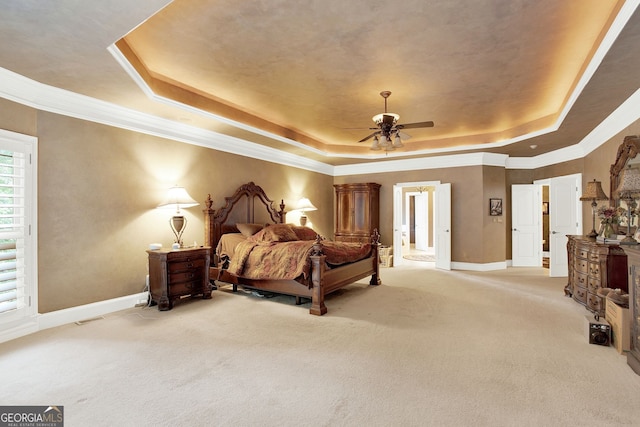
(169, 280, 204, 297)
(168, 258, 206, 273)
(169, 270, 203, 284)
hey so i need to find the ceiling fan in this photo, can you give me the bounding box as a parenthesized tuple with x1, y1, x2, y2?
(359, 91, 434, 151)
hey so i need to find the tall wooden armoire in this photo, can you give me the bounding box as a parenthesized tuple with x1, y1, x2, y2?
(334, 183, 380, 243)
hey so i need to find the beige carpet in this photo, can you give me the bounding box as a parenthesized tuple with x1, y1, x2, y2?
(2, 262, 640, 426)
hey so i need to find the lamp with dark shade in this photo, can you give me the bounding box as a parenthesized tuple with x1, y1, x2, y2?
(157, 186, 199, 247)
(579, 179, 608, 238)
(614, 166, 640, 244)
(295, 197, 317, 226)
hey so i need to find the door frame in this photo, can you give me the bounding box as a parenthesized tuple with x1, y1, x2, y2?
(511, 184, 543, 267)
(405, 191, 430, 252)
(393, 181, 444, 267)
(532, 174, 582, 276)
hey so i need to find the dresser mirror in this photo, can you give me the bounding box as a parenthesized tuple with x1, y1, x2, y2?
(610, 135, 640, 207)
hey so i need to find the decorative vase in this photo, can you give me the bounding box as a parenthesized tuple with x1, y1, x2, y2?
(600, 223, 616, 239)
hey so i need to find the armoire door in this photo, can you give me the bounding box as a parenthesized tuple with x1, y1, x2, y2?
(335, 188, 353, 235)
(352, 188, 371, 235)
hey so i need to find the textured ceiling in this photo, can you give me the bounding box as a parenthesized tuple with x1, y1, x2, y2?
(1, 1, 640, 166)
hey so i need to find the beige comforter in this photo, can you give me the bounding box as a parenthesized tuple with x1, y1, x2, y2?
(228, 239, 372, 280)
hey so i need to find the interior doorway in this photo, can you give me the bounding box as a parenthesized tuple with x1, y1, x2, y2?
(406, 188, 433, 256)
(511, 174, 581, 276)
(542, 184, 550, 267)
(393, 181, 451, 269)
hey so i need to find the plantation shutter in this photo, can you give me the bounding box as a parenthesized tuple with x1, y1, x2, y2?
(0, 148, 27, 315)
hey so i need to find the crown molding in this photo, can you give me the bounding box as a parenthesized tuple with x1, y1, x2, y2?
(0, 66, 334, 175)
(334, 153, 509, 176)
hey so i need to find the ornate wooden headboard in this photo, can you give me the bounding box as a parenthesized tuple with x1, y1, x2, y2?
(203, 182, 286, 261)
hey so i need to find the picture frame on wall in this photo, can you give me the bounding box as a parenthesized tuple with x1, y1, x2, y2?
(489, 198, 502, 216)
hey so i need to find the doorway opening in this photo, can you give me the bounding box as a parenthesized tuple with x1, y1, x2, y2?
(542, 184, 550, 268)
(393, 181, 451, 270)
(403, 187, 435, 262)
(511, 174, 581, 277)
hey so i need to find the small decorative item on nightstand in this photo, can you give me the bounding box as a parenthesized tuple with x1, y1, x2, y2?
(146, 246, 211, 311)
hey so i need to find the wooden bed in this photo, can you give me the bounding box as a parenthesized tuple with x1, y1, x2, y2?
(203, 182, 381, 315)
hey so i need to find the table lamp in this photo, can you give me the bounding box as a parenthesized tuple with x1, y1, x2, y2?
(579, 179, 608, 238)
(157, 186, 199, 247)
(295, 197, 317, 226)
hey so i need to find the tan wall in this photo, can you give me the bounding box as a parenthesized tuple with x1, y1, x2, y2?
(482, 166, 507, 263)
(3, 101, 333, 313)
(4, 94, 640, 313)
(333, 165, 497, 264)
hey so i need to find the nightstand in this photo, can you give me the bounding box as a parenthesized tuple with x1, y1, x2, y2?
(146, 246, 211, 311)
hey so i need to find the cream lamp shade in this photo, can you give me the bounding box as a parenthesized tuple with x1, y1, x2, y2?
(295, 197, 317, 226)
(614, 166, 640, 198)
(157, 186, 199, 247)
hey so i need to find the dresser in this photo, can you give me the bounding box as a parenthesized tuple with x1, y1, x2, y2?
(147, 247, 211, 311)
(565, 236, 627, 317)
(334, 183, 381, 243)
(622, 246, 640, 375)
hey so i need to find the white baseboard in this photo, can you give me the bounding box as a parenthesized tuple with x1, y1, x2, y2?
(0, 292, 148, 344)
(0, 318, 39, 344)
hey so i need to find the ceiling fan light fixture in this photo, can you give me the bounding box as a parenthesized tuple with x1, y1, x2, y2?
(370, 135, 381, 150)
(372, 112, 399, 125)
(358, 91, 433, 150)
(393, 134, 403, 148)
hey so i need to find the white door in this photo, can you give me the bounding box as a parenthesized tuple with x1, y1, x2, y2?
(393, 185, 403, 267)
(511, 185, 542, 266)
(415, 193, 429, 251)
(435, 183, 452, 270)
(549, 175, 580, 277)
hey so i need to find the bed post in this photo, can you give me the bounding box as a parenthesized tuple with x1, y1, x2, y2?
(203, 194, 215, 262)
(278, 199, 286, 223)
(370, 229, 381, 286)
(309, 238, 327, 315)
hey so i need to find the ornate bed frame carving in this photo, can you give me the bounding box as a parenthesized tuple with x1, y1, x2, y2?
(203, 182, 381, 315)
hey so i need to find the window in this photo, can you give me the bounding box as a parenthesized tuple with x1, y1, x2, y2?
(0, 130, 36, 333)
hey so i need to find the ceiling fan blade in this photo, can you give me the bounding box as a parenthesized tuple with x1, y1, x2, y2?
(358, 131, 380, 143)
(396, 121, 434, 130)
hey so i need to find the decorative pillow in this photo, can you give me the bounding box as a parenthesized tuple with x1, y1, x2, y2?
(289, 225, 319, 241)
(236, 223, 264, 237)
(251, 223, 299, 243)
